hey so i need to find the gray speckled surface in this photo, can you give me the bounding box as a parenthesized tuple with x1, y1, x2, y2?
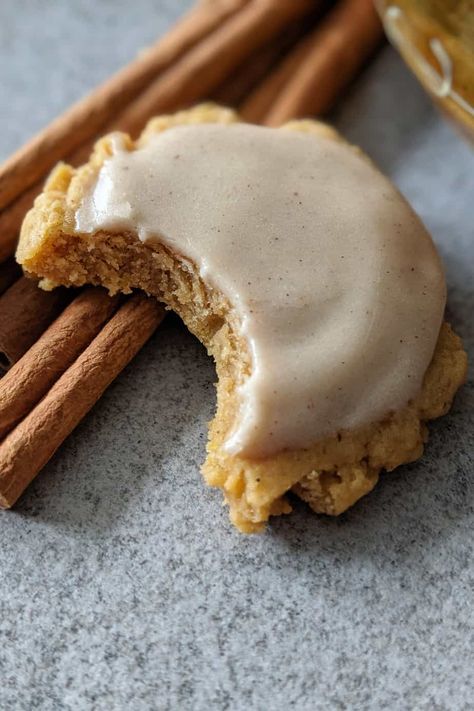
(1, 1, 473, 710)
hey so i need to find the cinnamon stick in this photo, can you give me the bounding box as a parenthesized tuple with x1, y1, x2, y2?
(0, 258, 21, 297)
(0, 0, 249, 213)
(212, 5, 324, 108)
(112, 0, 320, 136)
(240, 30, 316, 122)
(261, 0, 383, 126)
(212, 32, 298, 108)
(0, 294, 164, 508)
(0, 288, 119, 439)
(0, 277, 70, 374)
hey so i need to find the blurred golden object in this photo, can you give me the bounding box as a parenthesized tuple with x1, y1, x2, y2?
(376, 0, 474, 138)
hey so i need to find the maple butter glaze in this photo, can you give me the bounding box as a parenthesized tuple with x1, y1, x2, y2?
(76, 123, 446, 458)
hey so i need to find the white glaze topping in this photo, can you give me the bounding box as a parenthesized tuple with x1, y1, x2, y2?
(76, 123, 446, 458)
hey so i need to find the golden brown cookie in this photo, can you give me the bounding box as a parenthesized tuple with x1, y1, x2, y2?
(17, 104, 467, 532)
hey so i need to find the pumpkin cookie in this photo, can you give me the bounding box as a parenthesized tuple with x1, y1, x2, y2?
(17, 104, 467, 531)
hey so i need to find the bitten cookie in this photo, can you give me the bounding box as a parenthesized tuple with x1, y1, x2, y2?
(17, 104, 467, 532)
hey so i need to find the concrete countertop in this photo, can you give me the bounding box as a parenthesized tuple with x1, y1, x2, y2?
(0, 1, 473, 709)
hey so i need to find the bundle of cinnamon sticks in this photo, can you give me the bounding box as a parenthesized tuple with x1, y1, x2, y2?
(0, 0, 383, 507)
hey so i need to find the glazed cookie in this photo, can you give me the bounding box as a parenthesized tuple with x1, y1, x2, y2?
(17, 104, 467, 532)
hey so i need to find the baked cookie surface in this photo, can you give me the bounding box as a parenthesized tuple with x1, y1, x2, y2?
(17, 104, 467, 532)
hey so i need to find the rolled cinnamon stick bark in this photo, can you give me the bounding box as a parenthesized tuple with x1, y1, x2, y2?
(0, 294, 164, 508)
(213, 33, 298, 108)
(0, 277, 70, 374)
(213, 4, 326, 107)
(113, 0, 319, 136)
(0, 288, 119, 438)
(261, 0, 383, 126)
(0, 258, 22, 297)
(240, 31, 316, 122)
(0, 0, 250, 212)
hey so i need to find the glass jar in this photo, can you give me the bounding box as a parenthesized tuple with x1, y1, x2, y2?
(375, 0, 474, 139)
